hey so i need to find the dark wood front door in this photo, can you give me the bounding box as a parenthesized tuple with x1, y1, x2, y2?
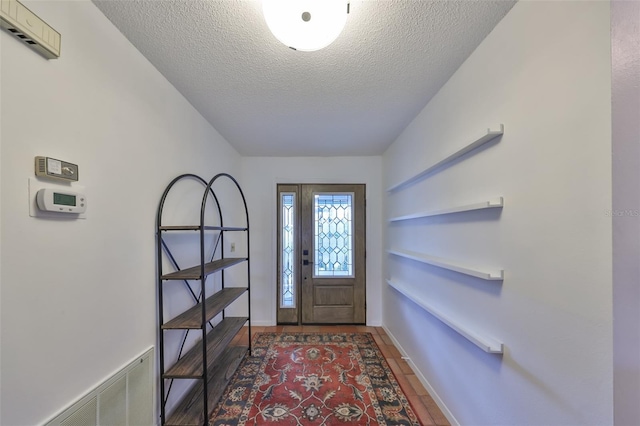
(277, 184, 366, 324)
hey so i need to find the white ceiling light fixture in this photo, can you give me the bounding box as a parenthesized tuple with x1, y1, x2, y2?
(263, 0, 349, 51)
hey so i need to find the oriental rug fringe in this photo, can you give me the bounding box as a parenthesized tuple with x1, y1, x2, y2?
(210, 332, 420, 425)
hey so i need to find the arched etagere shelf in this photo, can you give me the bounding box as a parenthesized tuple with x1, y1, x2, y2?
(156, 173, 250, 426)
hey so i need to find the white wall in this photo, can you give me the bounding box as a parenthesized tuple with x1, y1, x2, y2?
(241, 156, 382, 326)
(0, 1, 240, 424)
(383, 2, 612, 425)
(612, 1, 640, 424)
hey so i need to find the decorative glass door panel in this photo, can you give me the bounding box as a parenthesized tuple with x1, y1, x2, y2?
(313, 193, 354, 278)
(281, 193, 296, 307)
(277, 185, 299, 324)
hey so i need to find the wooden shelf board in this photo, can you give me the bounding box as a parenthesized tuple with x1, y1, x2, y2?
(159, 225, 248, 231)
(387, 248, 503, 281)
(165, 345, 248, 426)
(389, 197, 504, 222)
(162, 257, 247, 280)
(162, 288, 247, 329)
(387, 125, 504, 192)
(164, 317, 248, 378)
(387, 279, 503, 354)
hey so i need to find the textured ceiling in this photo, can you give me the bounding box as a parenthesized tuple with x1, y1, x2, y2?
(94, 0, 516, 156)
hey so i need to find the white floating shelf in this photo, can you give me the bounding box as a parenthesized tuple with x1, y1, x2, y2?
(387, 125, 504, 192)
(389, 197, 504, 222)
(387, 279, 503, 353)
(387, 248, 504, 281)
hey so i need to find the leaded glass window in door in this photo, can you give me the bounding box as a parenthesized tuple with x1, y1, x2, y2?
(313, 193, 354, 277)
(280, 193, 296, 308)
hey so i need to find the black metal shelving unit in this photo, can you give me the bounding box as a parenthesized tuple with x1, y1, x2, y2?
(156, 173, 251, 426)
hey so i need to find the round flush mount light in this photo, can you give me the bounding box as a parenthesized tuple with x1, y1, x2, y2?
(263, 0, 349, 51)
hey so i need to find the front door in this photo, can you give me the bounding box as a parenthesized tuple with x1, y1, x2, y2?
(277, 184, 366, 324)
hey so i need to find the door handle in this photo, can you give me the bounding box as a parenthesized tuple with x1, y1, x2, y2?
(302, 250, 313, 266)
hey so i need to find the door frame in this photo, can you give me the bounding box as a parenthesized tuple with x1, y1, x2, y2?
(276, 184, 301, 324)
(276, 183, 366, 325)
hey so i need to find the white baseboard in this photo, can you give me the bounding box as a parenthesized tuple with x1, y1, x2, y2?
(382, 326, 460, 426)
(250, 320, 274, 326)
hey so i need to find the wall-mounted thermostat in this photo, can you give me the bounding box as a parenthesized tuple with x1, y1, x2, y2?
(35, 156, 79, 182)
(36, 188, 86, 214)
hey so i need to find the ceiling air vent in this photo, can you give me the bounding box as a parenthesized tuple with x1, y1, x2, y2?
(0, 0, 60, 59)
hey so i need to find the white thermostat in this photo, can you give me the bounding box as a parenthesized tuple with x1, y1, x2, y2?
(36, 188, 86, 214)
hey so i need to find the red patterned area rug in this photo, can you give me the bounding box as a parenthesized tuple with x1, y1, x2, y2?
(210, 333, 420, 425)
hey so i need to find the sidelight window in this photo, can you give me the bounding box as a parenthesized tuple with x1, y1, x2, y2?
(280, 193, 296, 308)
